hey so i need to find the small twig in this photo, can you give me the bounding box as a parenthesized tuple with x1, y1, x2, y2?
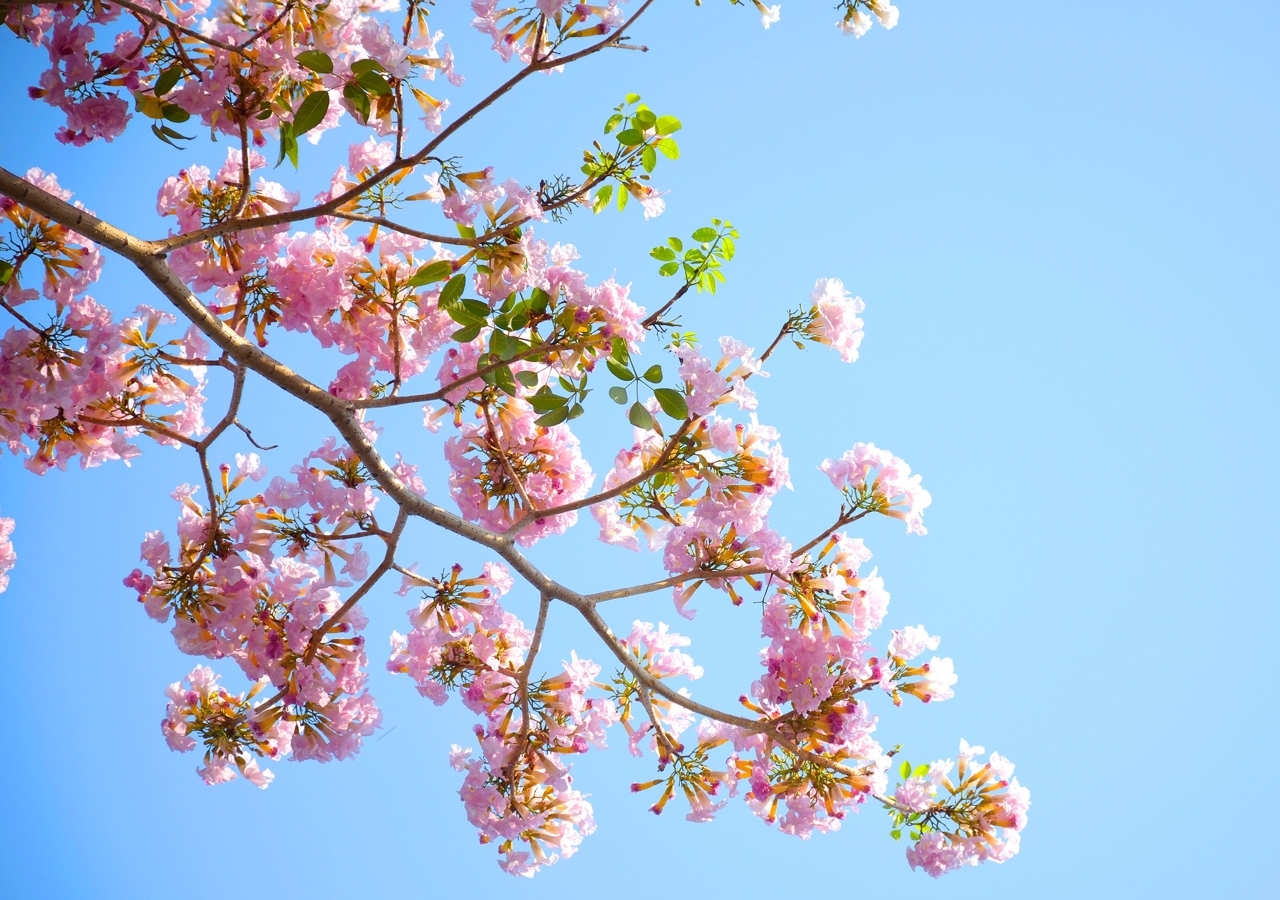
(303, 506, 408, 662)
(585, 564, 775, 604)
(508, 593, 551, 774)
(506, 416, 697, 535)
(234, 420, 277, 451)
(481, 400, 536, 517)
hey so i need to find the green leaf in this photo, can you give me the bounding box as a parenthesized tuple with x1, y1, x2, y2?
(616, 185, 629, 212)
(890, 829, 903, 842)
(658, 262, 680, 277)
(616, 128, 644, 146)
(691, 226, 718, 243)
(624, 92, 641, 104)
(899, 760, 911, 780)
(653, 388, 688, 419)
(459, 298, 491, 323)
(439, 274, 466, 309)
(535, 405, 571, 427)
(490, 364, 517, 396)
(628, 402, 654, 430)
(491, 330, 525, 361)
(532, 391, 568, 412)
(343, 83, 371, 123)
(356, 70, 392, 97)
(161, 104, 191, 123)
(667, 237, 683, 252)
(609, 386, 629, 405)
(913, 764, 930, 778)
(603, 112, 624, 134)
(515, 370, 540, 389)
(451, 323, 483, 343)
(275, 121, 298, 167)
(606, 358, 633, 382)
(650, 246, 677, 262)
(642, 364, 663, 383)
(153, 66, 182, 97)
(567, 402, 585, 420)
(558, 376, 577, 393)
(157, 123, 193, 140)
(296, 50, 334, 74)
(528, 287, 551, 314)
(592, 184, 613, 215)
(293, 90, 330, 137)
(654, 138, 680, 160)
(610, 337, 632, 365)
(0, 259, 13, 287)
(529, 389, 568, 412)
(406, 260, 453, 288)
(655, 115, 682, 135)
(641, 145, 657, 173)
(633, 109, 657, 129)
(350, 58, 385, 76)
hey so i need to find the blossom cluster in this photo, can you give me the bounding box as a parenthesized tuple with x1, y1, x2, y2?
(894, 740, 1031, 877)
(445, 396, 594, 545)
(388, 564, 619, 876)
(0, 513, 15, 593)
(592, 339, 797, 616)
(801, 277, 866, 363)
(820, 441, 933, 535)
(1, 170, 208, 472)
(13, 0, 460, 147)
(127, 443, 399, 781)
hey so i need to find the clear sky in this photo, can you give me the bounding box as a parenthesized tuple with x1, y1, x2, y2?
(1, 2, 1277, 897)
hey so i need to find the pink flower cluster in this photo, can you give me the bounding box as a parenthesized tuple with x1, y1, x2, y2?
(270, 229, 456, 396)
(876, 624, 957, 705)
(1, 172, 208, 473)
(820, 441, 932, 534)
(526, 241, 647, 348)
(387, 564, 618, 875)
(1, 169, 103, 306)
(716, 536, 895, 836)
(901, 740, 1030, 877)
(472, 1, 626, 64)
(838, 1, 900, 38)
(1, 296, 134, 472)
(752, 534, 888, 716)
(612, 620, 702, 757)
(387, 561, 523, 705)
(0, 513, 15, 593)
(594, 409, 793, 617)
(804, 277, 865, 363)
(158, 149, 299, 293)
(129, 443, 393, 780)
(445, 398, 594, 546)
(15, 0, 462, 146)
(22, 3, 134, 146)
(162, 664, 284, 788)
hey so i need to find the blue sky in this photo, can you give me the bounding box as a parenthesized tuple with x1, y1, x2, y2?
(1, 2, 1277, 896)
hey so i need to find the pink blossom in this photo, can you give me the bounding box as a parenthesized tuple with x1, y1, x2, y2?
(820, 442, 931, 534)
(805, 277, 865, 363)
(0, 514, 15, 593)
(887, 625, 940, 661)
